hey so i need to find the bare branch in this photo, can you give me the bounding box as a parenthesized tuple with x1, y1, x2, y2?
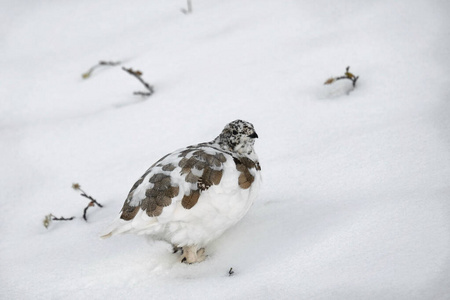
(82, 61, 121, 79)
(122, 67, 154, 97)
(324, 66, 359, 87)
(83, 201, 95, 221)
(52, 215, 75, 221)
(80, 192, 103, 208)
(43, 214, 75, 229)
(72, 183, 103, 222)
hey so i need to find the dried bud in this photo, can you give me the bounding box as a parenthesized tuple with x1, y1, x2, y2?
(43, 214, 53, 229)
(345, 72, 355, 79)
(324, 78, 335, 85)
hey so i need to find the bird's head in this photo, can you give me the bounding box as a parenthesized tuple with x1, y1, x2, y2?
(216, 120, 258, 155)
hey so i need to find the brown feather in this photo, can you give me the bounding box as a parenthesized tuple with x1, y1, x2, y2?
(166, 186, 180, 198)
(233, 157, 258, 189)
(162, 164, 176, 171)
(156, 195, 172, 207)
(149, 173, 166, 183)
(182, 190, 200, 209)
(185, 171, 199, 183)
(120, 206, 140, 221)
(149, 205, 163, 217)
(121, 148, 233, 218)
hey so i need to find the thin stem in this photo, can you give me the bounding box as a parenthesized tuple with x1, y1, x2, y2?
(122, 67, 154, 96)
(52, 216, 75, 221)
(82, 61, 121, 79)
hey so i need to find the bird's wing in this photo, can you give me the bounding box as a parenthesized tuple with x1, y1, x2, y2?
(119, 145, 229, 221)
(101, 144, 261, 238)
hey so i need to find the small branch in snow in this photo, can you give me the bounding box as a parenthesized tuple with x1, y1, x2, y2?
(324, 66, 359, 87)
(72, 183, 103, 221)
(82, 61, 121, 79)
(43, 214, 75, 229)
(181, 0, 193, 14)
(43, 184, 102, 229)
(122, 67, 155, 97)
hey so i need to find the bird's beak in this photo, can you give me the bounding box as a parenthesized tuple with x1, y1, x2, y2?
(248, 132, 258, 139)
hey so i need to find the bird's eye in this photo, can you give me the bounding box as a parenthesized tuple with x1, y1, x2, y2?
(232, 130, 238, 135)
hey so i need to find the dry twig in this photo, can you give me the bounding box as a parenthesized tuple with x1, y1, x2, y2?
(324, 66, 359, 87)
(72, 183, 103, 221)
(43, 214, 75, 229)
(82, 61, 121, 79)
(122, 67, 155, 97)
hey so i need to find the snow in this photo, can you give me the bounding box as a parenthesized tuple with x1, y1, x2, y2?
(1, 0, 450, 299)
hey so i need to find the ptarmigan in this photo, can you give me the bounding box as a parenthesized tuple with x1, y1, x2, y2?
(102, 120, 261, 263)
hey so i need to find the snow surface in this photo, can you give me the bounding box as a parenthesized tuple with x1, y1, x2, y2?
(1, 0, 450, 299)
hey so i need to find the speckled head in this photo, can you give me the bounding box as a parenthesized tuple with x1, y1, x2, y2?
(217, 120, 258, 154)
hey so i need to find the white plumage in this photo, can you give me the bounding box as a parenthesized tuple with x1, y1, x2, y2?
(102, 120, 261, 263)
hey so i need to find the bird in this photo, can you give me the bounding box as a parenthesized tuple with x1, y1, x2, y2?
(102, 120, 261, 264)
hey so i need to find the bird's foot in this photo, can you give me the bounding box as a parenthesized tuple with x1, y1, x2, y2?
(196, 248, 206, 262)
(180, 246, 206, 264)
